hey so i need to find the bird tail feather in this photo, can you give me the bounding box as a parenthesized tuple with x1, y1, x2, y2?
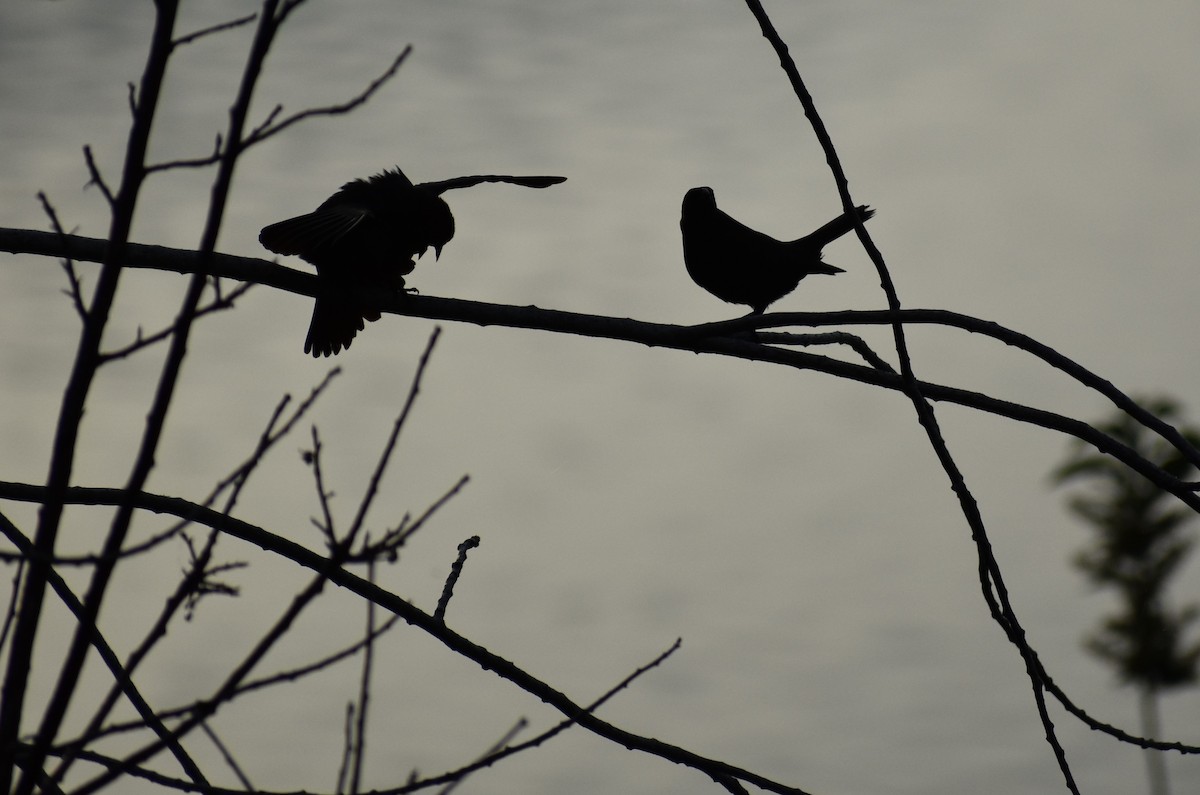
(800, 205, 875, 248)
(304, 296, 371, 357)
(806, 260, 845, 275)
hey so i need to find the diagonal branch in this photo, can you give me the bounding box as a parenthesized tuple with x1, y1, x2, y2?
(18, 3, 294, 790)
(738, 3, 1090, 791)
(4, 483, 1199, 771)
(0, 512, 206, 784)
(0, 486, 816, 794)
(245, 46, 411, 148)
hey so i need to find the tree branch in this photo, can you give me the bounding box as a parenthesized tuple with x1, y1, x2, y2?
(3, 227, 1197, 508)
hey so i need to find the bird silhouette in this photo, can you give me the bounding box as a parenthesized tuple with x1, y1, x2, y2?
(260, 167, 566, 356)
(680, 186, 873, 314)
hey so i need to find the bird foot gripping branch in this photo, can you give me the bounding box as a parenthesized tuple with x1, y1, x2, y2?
(260, 166, 566, 357)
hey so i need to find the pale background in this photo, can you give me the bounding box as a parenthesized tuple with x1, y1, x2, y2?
(2, 2, 1199, 794)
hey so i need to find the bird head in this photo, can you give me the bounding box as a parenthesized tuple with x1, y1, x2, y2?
(413, 194, 455, 260)
(682, 186, 717, 215)
(429, 206, 454, 260)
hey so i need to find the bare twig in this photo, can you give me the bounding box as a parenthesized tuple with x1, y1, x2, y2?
(0, 5, 183, 792)
(345, 328, 442, 548)
(99, 281, 255, 362)
(172, 12, 257, 48)
(434, 536, 480, 623)
(365, 474, 470, 561)
(144, 135, 226, 175)
(740, 2, 1081, 789)
(44, 368, 339, 782)
(36, 193, 87, 319)
(412, 639, 685, 794)
(215, 366, 341, 502)
(72, 546, 353, 795)
(16, 3, 300, 791)
(9, 486, 830, 795)
(349, 557, 379, 794)
(81, 145, 116, 208)
(0, 553, 24, 657)
(180, 533, 245, 611)
(336, 702, 356, 795)
(305, 425, 339, 548)
(245, 47, 412, 147)
(67, 635, 691, 795)
(0, 522, 181, 566)
(435, 718, 527, 795)
(60, 610, 406, 750)
(0, 512, 208, 787)
(756, 330, 896, 373)
(199, 720, 254, 790)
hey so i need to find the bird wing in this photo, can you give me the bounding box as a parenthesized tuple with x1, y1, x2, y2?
(258, 204, 372, 257)
(416, 174, 567, 195)
(716, 208, 786, 252)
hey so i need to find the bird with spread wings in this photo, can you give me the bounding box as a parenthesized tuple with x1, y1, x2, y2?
(260, 167, 566, 357)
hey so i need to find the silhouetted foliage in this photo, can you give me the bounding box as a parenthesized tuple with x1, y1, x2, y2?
(1054, 396, 1200, 690)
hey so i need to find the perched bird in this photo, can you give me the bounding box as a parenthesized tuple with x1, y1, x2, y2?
(680, 186, 874, 314)
(260, 167, 566, 356)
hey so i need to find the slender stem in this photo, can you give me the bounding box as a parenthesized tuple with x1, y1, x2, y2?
(1140, 686, 1170, 795)
(0, 4, 181, 792)
(740, 1, 1079, 789)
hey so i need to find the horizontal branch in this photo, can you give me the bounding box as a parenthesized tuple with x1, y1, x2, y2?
(1, 227, 312, 296)
(3, 227, 1195, 510)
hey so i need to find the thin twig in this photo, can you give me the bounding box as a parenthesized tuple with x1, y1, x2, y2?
(336, 703, 355, 795)
(36, 193, 87, 319)
(51, 364, 339, 782)
(71, 546, 354, 795)
(199, 720, 254, 790)
(144, 135, 226, 175)
(366, 474, 471, 560)
(0, 512, 208, 787)
(244, 47, 412, 147)
(306, 425, 339, 548)
(434, 536, 480, 623)
(99, 281, 255, 362)
(172, 12, 257, 48)
(0, 5, 183, 793)
(0, 553, 25, 657)
(740, 2, 1079, 789)
(18, 3, 293, 790)
(0, 522, 181, 566)
(19, 487, 822, 795)
(413, 639, 685, 794)
(350, 556, 378, 794)
(60, 610, 406, 749)
(756, 330, 895, 373)
(81, 145, 115, 208)
(346, 328, 442, 547)
(435, 719, 527, 795)
(216, 366, 340, 503)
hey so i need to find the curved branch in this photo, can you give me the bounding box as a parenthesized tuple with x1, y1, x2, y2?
(0, 483, 816, 795)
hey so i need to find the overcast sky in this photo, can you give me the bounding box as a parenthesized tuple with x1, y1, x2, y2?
(2, 3, 1199, 794)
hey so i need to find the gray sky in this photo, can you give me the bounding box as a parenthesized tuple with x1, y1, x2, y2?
(2, 2, 1199, 793)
